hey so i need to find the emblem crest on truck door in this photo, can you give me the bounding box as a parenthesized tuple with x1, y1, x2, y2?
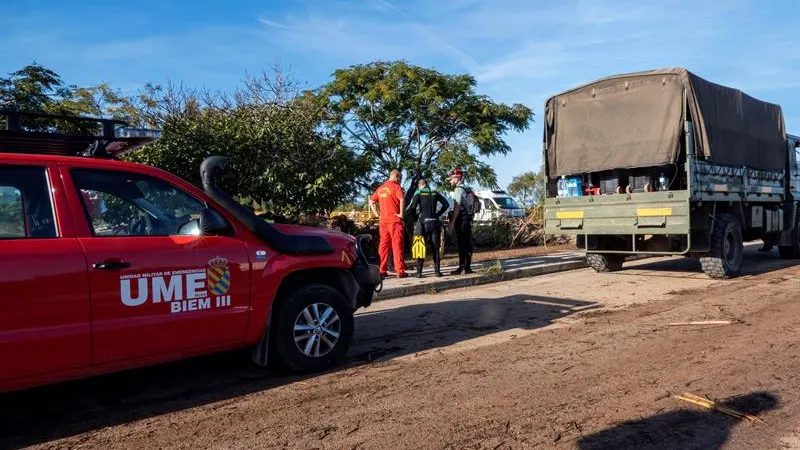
(207, 256, 231, 296)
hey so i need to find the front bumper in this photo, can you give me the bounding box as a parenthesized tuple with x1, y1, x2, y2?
(351, 234, 381, 307)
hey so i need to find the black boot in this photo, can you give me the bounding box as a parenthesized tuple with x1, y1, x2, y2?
(415, 259, 424, 278)
(463, 254, 473, 274)
(452, 247, 465, 275)
(434, 262, 443, 277)
(450, 257, 464, 275)
(450, 256, 464, 275)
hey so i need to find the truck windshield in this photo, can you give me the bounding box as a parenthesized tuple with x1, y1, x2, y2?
(494, 197, 521, 209)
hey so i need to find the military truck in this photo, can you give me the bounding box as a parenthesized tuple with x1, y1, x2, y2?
(543, 68, 800, 278)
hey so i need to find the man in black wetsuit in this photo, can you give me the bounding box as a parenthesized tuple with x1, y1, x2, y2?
(406, 178, 449, 277)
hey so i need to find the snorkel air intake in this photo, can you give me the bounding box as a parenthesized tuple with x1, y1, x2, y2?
(200, 156, 333, 255)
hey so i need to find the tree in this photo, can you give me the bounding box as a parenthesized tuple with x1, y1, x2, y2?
(131, 69, 367, 217)
(507, 167, 545, 208)
(0, 62, 143, 133)
(0, 63, 68, 112)
(1, 63, 366, 218)
(314, 61, 534, 193)
(57, 82, 145, 125)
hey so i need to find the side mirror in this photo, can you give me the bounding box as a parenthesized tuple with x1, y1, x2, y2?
(199, 208, 232, 236)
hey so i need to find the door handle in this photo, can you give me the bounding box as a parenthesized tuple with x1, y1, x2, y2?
(93, 260, 131, 270)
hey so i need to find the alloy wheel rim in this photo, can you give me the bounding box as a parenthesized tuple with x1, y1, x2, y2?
(293, 303, 341, 357)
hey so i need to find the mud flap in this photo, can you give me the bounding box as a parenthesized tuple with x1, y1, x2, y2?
(251, 320, 271, 367)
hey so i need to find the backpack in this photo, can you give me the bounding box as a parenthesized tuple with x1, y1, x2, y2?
(462, 186, 481, 216)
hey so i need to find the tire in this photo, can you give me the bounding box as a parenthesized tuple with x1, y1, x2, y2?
(699, 213, 744, 279)
(778, 211, 800, 259)
(586, 253, 624, 272)
(273, 284, 354, 373)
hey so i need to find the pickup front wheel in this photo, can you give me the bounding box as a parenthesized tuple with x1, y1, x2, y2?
(274, 284, 354, 373)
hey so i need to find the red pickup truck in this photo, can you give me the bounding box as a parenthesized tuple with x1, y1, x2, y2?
(0, 111, 381, 393)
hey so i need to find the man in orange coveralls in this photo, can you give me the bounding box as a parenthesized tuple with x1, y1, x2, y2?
(369, 169, 408, 278)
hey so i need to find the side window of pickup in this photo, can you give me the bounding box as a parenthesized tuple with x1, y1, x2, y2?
(71, 169, 214, 237)
(0, 166, 57, 239)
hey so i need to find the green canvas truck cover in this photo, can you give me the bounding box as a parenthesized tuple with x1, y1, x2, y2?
(544, 68, 787, 177)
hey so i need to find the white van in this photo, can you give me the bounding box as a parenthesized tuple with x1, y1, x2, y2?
(442, 189, 526, 223)
(474, 190, 526, 222)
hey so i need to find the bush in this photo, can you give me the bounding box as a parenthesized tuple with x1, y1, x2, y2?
(329, 215, 357, 236)
(129, 72, 369, 219)
(472, 217, 571, 249)
(274, 213, 569, 253)
(295, 214, 329, 228)
(354, 217, 379, 243)
(286, 213, 380, 245)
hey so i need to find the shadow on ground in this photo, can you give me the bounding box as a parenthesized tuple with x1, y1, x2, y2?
(577, 391, 778, 450)
(618, 245, 799, 279)
(351, 294, 596, 361)
(0, 295, 594, 449)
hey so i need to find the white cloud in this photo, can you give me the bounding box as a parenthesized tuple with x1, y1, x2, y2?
(476, 42, 571, 83)
(258, 16, 291, 29)
(252, 2, 486, 73)
(371, 0, 481, 70)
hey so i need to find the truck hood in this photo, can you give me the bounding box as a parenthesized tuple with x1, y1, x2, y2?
(271, 223, 353, 246)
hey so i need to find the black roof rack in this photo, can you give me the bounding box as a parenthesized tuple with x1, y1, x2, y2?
(0, 110, 161, 158)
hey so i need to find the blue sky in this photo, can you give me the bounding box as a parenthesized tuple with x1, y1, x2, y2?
(2, 0, 798, 189)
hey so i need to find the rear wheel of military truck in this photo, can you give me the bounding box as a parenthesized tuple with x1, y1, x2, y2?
(700, 213, 744, 279)
(586, 253, 625, 272)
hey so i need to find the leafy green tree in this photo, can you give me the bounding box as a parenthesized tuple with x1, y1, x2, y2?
(0, 63, 68, 112)
(0, 62, 143, 133)
(507, 167, 545, 207)
(1, 63, 364, 218)
(314, 61, 534, 192)
(131, 70, 367, 217)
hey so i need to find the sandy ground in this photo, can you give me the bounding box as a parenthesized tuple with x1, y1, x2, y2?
(1, 247, 798, 450)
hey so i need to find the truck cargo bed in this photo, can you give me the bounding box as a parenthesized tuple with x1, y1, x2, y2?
(691, 160, 785, 203)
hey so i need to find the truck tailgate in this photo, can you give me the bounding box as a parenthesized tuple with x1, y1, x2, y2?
(544, 190, 691, 235)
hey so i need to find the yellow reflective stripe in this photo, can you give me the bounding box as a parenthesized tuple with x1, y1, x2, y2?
(637, 208, 672, 217)
(555, 211, 584, 219)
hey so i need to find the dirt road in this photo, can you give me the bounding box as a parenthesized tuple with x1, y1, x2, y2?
(2, 248, 799, 449)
